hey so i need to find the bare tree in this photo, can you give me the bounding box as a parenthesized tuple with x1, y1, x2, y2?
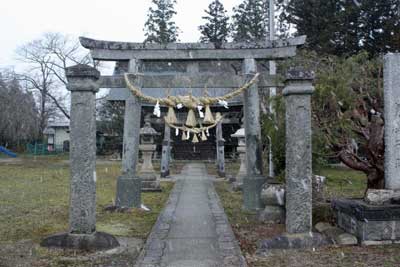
(0, 69, 39, 148)
(16, 32, 93, 136)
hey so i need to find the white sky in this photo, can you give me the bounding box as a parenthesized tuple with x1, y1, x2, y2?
(0, 0, 243, 69)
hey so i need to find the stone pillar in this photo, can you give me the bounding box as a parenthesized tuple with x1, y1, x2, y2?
(384, 53, 400, 190)
(160, 122, 171, 178)
(283, 68, 315, 234)
(115, 59, 142, 208)
(216, 120, 226, 178)
(242, 58, 266, 211)
(41, 65, 118, 250)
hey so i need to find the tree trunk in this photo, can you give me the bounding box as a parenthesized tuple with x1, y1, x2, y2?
(366, 168, 385, 189)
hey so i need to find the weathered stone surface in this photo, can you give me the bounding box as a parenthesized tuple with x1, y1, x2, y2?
(365, 189, 400, 205)
(80, 36, 305, 60)
(80, 36, 306, 51)
(362, 240, 393, 246)
(243, 176, 267, 211)
(116, 59, 142, 208)
(216, 121, 225, 178)
(384, 53, 400, 190)
(99, 73, 283, 89)
(41, 232, 119, 251)
(160, 124, 171, 178)
(136, 164, 246, 267)
(313, 175, 326, 203)
(258, 205, 285, 223)
(284, 71, 314, 234)
(115, 175, 141, 208)
(66, 65, 99, 235)
(261, 184, 285, 206)
(315, 222, 335, 233)
(242, 58, 266, 211)
(336, 233, 358, 245)
(333, 198, 400, 243)
(257, 232, 331, 252)
(231, 127, 246, 184)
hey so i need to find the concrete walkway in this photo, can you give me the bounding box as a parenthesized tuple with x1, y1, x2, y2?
(135, 163, 246, 267)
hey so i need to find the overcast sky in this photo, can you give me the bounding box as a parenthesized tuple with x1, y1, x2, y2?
(0, 0, 243, 68)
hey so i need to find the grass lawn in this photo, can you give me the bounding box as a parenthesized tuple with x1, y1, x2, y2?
(215, 166, 400, 267)
(0, 155, 174, 266)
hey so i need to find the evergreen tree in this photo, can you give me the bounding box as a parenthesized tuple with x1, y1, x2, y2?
(231, 0, 269, 42)
(199, 0, 230, 46)
(278, 0, 400, 56)
(143, 0, 179, 44)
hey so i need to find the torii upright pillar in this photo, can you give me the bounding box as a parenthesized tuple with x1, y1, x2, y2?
(115, 59, 143, 208)
(242, 58, 267, 211)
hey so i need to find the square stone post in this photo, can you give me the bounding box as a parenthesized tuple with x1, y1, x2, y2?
(161, 122, 171, 178)
(41, 65, 118, 250)
(216, 120, 226, 178)
(67, 65, 98, 235)
(115, 59, 142, 208)
(384, 53, 400, 190)
(283, 68, 315, 234)
(242, 58, 266, 211)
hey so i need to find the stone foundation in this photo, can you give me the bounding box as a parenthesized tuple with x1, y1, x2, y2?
(332, 198, 400, 245)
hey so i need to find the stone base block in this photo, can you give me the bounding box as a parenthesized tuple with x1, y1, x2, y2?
(243, 176, 267, 211)
(217, 170, 226, 178)
(160, 170, 170, 178)
(232, 182, 243, 192)
(258, 205, 285, 223)
(142, 180, 162, 192)
(41, 232, 119, 251)
(257, 232, 331, 253)
(116, 175, 141, 208)
(332, 198, 400, 244)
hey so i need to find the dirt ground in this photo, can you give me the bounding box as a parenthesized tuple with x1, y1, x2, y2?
(214, 175, 400, 267)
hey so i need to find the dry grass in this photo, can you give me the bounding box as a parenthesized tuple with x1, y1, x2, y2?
(215, 167, 400, 267)
(0, 155, 174, 266)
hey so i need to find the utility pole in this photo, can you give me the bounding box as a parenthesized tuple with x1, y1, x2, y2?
(268, 0, 276, 178)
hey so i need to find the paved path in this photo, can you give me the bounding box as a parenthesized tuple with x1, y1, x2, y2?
(135, 163, 246, 267)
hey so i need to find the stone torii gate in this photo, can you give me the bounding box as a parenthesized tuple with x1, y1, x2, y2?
(79, 36, 306, 210)
(42, 36, 316, 250)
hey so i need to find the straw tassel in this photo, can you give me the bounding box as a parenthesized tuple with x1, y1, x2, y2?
(181, 131, 187, 140)
(192, 134, 199, 143)
(215, 112, 222, 121)
(166, 106, 178, 124)
(203, 105, 215, 124)
(201, 131, 207, 141)
(185, 109, 197, 127)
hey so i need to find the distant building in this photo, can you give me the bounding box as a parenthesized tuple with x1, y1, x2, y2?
(43, 121, 70, 152)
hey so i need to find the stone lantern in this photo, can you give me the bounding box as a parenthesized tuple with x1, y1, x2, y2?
(231, 127, 246, 185)
(139, 121, 161, 191)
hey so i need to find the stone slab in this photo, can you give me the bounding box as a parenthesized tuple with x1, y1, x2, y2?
(115, 175, 141, 208)
(41, 232, 119, 251)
